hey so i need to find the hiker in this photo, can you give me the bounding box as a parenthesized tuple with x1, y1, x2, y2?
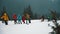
(22, 15, 26, 24)
(25, 13, 31, 24)
(17, 14, 22, 24)
(41, 15, 44, 22)
(12, 14, 17, 24)
(1, 12, 9, 25)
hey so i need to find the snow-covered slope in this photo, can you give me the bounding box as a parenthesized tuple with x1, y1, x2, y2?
(0, 19, 60, 34)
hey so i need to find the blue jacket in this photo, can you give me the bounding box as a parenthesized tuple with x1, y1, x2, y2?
(17, 15, 22, 21)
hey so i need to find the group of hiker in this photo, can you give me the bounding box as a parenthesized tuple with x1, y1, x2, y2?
(0, 12, 31, 25)
(0, 10, 57, 25)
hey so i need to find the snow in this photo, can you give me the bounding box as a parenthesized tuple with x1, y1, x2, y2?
(0, 19, 60, 34)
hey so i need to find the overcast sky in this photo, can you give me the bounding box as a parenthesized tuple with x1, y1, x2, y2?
(0, 0, 60, 18)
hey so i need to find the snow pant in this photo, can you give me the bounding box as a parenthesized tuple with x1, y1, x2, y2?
(26, 20, 29, 25)
(22, 20, 25, 24)
(29, 19, 31, 23)
(18, 20, 22, 24)
(4, 20, 8, 25)
(26, 19, 31, 24)
(14, 20, 17, 24)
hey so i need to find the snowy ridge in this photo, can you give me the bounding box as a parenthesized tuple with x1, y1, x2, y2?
(0, 19, 60, 34)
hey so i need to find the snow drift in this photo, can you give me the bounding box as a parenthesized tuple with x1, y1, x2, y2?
(0, 19, 60, 34)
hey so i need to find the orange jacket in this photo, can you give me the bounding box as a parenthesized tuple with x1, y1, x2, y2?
(1, 15, 9, 21)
